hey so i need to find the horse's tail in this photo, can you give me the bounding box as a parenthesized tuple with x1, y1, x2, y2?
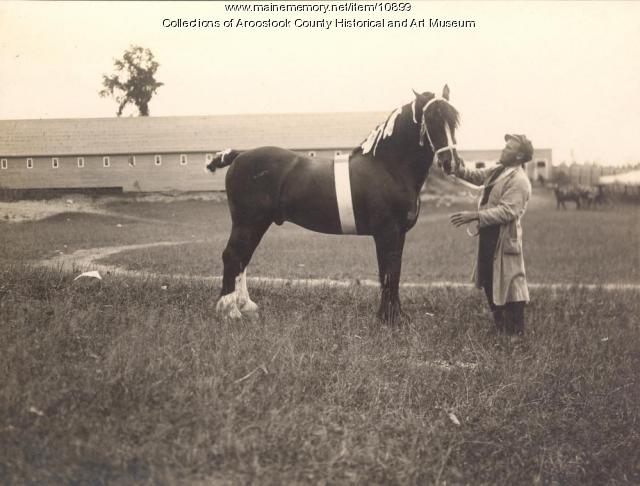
(206, 149, 241, 172)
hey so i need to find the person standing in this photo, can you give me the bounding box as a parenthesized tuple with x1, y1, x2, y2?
(450, 134, 533, 338)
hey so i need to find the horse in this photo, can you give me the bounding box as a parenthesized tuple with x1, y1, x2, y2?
(554, 185, 583, 210)
(206, 86, 461, 325)
(582, 185, 608, 209)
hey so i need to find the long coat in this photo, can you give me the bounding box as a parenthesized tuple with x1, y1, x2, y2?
(456, 164, 532, 305)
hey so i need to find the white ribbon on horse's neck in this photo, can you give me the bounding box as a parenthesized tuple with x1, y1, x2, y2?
(417, 96, 457, 170)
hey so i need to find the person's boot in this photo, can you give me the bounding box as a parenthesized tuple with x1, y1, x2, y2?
(504, 303, 526, 346)
(492, 308, 505, 333)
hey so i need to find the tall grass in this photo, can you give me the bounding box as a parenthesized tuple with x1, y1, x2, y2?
(1, 194, 638, 483)
(1, 265, 638, 484)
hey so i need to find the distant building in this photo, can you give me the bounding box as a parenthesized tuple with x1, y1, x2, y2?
(0, 114, 552, 194)
(462, 148, 552, 182)
(551, 162, 639, 186)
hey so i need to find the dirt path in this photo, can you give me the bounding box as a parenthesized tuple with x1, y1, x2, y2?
(0, 199, 174, 224)
(38, 241, 640, 292)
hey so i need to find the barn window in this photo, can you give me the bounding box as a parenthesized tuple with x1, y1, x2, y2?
(154, 155, 162, 166)
(128, 155, 136, 167)
(27, 158, 33, 169)
(475, 161, 486, 169)
(103, 156, 110, 168)
(52, 158, 59, 169)
(180, 154, 188, 165)
(308, 151, 316, 158)
(1, 159, 7, 170)
(536, 160, 546, 168)
(77, 157, 85, 168)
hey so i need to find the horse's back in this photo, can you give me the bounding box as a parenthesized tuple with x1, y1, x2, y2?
(224, 146, 339, 231)
(223, 146, 419, 234)
(223, 147, 298, 217)
(226, 146, 298, 175)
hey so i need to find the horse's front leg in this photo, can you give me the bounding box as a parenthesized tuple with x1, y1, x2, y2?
(374, 227, 409, 326)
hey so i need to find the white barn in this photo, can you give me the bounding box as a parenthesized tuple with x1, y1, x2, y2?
(0, 114, 551, 196)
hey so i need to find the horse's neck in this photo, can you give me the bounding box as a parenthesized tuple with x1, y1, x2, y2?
(405, 149, 434, 192)
(362, 106, 434, 191)
(380, 145, 433, 193)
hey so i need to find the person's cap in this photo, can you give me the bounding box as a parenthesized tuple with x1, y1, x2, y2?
(504, 134, 533, 162)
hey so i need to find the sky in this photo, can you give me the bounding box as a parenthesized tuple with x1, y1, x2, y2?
(1, 1, 639, 166)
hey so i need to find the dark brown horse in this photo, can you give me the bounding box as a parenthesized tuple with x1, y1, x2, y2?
(207, 86, 461, 325)
(554, 185, 583, 209)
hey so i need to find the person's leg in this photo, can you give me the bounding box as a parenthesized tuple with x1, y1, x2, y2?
(478, 226, 501, 333)
(483, 282, 504, 333)
(503, 301, 525, 335)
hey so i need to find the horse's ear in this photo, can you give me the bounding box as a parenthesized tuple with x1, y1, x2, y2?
(442, 84, 450, 101)
(412, 88, 422, 99)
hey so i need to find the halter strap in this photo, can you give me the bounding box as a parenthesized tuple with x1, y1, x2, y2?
(419, 96, 457, 171)
(420, 97, 455, 145)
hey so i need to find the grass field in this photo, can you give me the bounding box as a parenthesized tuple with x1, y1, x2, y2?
(1, 191, 639, 484)
(94, 194, 639, 284)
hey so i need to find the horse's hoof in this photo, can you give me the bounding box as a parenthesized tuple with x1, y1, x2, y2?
(216, 293, 242, 319)
(377, 309, 411, 327)
(239, 299, 259, 313)
(216, 299, 229, 314)
(228, 306, 243, 320)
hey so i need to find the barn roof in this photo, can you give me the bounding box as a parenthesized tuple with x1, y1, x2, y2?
(0, 112, 388, 157)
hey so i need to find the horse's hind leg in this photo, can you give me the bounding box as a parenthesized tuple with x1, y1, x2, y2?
(236, 267, 257, 313)
(217, 230, 244, 319)
(217, 220, 270, 318)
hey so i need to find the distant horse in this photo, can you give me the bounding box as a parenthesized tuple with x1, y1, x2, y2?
(582, 185, 608, 209)
(207, 86, 461, 325)
(554, 185, 582, 210)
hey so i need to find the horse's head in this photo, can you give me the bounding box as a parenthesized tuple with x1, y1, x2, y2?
(412, 85, 462, 175)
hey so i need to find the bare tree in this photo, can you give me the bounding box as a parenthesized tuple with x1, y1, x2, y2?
(99, 46, 163, 116)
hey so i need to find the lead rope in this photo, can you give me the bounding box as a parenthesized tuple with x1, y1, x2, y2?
(458, 167, 519, 237)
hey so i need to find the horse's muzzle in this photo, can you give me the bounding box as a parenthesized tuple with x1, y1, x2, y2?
(437, 149, 460, 175)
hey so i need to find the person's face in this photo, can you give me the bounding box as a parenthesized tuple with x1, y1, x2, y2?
(499, 139, 523, 166)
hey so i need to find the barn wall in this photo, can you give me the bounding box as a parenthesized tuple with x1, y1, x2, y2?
(0, 148, 355, 193)
(1, 147, 554, 193)
(0, 153, 227, 192)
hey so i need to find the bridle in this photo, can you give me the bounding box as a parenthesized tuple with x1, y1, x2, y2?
(413, 96, 478, 237)
(414, 96, 458, 172)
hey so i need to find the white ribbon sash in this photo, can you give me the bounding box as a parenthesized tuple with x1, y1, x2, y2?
(333, 154, 357, 234)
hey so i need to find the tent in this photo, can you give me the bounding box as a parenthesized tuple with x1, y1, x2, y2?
(598, 169, 640, 186)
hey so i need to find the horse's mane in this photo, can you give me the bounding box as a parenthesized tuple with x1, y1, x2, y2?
(352, 93, 459, 157)
(357, 105, 405, 156)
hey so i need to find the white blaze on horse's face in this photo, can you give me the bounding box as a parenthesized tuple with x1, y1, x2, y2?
(420, 97, 458, 174)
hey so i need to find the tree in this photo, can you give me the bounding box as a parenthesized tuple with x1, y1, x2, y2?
(99, 46, 163, 116)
